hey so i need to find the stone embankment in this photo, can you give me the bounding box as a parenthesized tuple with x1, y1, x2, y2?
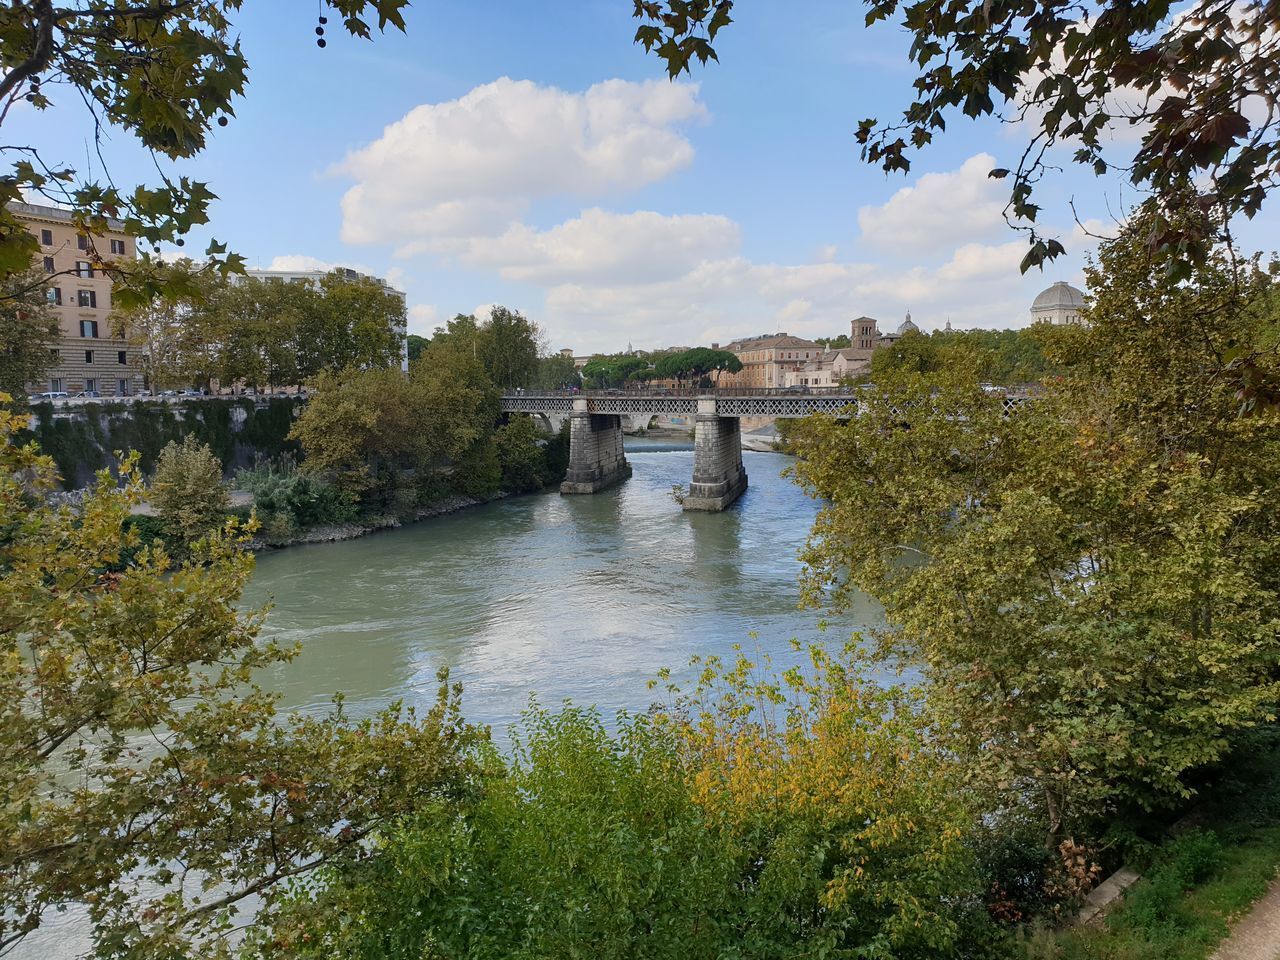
(246, 492, 509, 552)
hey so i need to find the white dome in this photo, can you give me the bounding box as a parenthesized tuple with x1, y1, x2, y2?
(1033, 281, 1084, 311)
(896, 312, 920, 335)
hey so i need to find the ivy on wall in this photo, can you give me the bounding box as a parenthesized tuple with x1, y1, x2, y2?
(24, 398, 303, 489)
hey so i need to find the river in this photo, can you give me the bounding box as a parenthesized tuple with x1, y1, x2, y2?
(245, 438, 886, 732)
(17, 438, 885, 958)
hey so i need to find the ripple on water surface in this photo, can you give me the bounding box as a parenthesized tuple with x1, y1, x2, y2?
(243, 444, 886, 734)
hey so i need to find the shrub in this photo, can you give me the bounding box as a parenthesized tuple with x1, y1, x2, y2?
(150, 436, 229, 545)
(235, 457, 356, 529)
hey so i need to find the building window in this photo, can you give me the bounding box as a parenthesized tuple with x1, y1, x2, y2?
(110, 238, 127, 256)
(49, 378, 62, 392)
(79, 319, 99, 338)
(49, 348, 59, 362)
(85, 378, 96, 393)
(77, 234, 89, 251)
(84, 350, 94, 364)
(117, 379, 130, 396)
(40, 229, 53, 246)
(75, 261, 93, 278)
(46, 287, 61, 306)
(117, 350, 127, 365)
(78, 289, 97, 308)
(42, 256, 54, 274)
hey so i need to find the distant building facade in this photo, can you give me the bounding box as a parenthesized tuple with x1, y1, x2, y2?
(243, 266, 409, 370)
(1031, 281, 1085, 325)
(10, 201, 142, 396)
(720, 333, 824, 388)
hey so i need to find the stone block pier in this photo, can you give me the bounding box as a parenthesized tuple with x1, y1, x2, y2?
(502, 389, 871, 512)
(560, 398, 633, 495)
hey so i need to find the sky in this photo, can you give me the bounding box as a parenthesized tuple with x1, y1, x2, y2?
(10, 0, 1279, 353)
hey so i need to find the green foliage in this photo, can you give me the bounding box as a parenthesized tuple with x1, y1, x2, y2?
(429, 307, 542, 390)
(815, 333, 852, 349)
(580, 353, 653, 388)
(494, 415, 549, 493)
(0, 268, 59, 401)
(870, 326, 1059, 384)
(406, 334, 429, 363)
(532, 353, 580, 390)
(653, 346, 742, 385)
(631, 0, 1280, 271)
(787, 208, 1280, 839)
(23, 396, 302, 489)
(0, 2, 410, 294)
(450, 436, 501, 499)
(0, 404, 481, 957)
(119, 263, 405, 390)
(235, 456, 357, 530)
(150, 435, 231, 545)
(261, 646, 1010, 960)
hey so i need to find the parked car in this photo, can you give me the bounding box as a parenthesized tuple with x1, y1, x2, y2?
(178, 389, 202, 397)
(73, 390, 102, 399)
(137, 389, 153, 397)
(30, 391, 69, 402)
(157, 390, 178, 397)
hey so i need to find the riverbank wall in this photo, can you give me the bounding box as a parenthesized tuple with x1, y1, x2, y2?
(25, 397, 303, 489)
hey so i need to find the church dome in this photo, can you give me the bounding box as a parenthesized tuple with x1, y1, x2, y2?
(896, 311, 920, 335)
(1033, 281, 1084, 311)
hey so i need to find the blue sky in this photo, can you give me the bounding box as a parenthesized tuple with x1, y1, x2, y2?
(12, 0, 1279, 352)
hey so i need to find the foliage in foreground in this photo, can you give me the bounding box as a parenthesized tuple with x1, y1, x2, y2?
(787, 206, 1280, 840)
(259, 646, 1008, 960)
(0, 405, 481, 958)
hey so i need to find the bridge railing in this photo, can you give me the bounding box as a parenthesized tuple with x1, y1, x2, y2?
(506, 385, 865, 399)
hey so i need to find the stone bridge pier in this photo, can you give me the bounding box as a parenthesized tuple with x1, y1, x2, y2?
(684, 397, 748, 512)
(560, 397, 632, 495)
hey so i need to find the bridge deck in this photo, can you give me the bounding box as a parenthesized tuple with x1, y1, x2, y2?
(499, 390, 864, 419)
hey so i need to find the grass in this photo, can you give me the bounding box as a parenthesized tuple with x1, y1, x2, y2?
(1024, 826, 1280, 960)
(1021, 727, 1280, 960)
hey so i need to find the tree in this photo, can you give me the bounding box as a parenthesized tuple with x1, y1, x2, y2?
(406, 334, 429, 364)
(632, 0, 1280, 273)
(581, 353, 652, 388)
(0, 1, 410, 301)
(654, 347, 742, 386)
(150, 435, 230, 545)
(533, 353, 579, 390)
(478, 305, 542, 390)
(288, 367, 429, 497)
(0, 268, 58, 400)
(787, 210, 1280, 840)
(298, 271, 406, 378)
(0, 403, 478, 957)
(814, 333, 852, 349)
(114, 259, 227, 391)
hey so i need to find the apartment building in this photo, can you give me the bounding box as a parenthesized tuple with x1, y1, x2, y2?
(10, 201, 141, 397)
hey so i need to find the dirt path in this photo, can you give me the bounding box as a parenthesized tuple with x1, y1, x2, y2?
(1212, 875, 1280, 960)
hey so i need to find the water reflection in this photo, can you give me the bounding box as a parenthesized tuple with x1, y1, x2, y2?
(245, 440, 886, 734)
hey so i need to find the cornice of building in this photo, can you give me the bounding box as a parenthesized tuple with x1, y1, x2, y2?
(7, 200, 127, 234)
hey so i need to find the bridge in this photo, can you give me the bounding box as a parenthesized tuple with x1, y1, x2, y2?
(500, 389, 865, 512)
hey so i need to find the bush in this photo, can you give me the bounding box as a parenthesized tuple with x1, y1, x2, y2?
(235, 457, 357, 529)
(150, 436, 230, 546)
(450, 437, 500, 499)
(261, 648, 1012, 960)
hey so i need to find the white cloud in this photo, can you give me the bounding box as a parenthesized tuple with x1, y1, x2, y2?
(407, 304, 439, 336)
(265, 254, 368, 273)
(338, 78, 706, 253)
(857, 153, 1006, 255)
(458, 208, 739, 285)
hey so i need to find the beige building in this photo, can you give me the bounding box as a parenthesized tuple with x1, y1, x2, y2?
(11, 201, 141, 396)
(720, 332, 824, 388)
